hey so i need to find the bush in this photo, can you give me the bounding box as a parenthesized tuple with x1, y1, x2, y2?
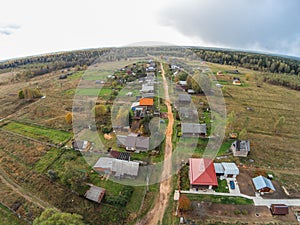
(101, 126, 112, 134)
(18, 90, 24, 99)
(233, 209, 241, 215)
(105, 186, 133, 207)
(241, 209, 248, 215)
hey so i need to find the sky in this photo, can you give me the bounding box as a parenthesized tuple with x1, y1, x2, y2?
(1, 0, 300, 60)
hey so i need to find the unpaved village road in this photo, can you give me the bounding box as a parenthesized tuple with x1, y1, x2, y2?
(137, 62, 174, 225)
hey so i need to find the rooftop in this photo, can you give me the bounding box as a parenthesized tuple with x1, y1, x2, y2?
(178, 94, 191, 102)
(182, 123, 206, 134)
(84, 186, 105, 203)
(189, 158, 218, 186)
(139, 98, 154, 106)
(252, 175, 276, 191)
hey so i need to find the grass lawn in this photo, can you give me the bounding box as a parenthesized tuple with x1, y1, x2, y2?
(99, 87, 112, 96)
(217, 139, 234, 156)
(74, 87, 112, 97)
(75, 88, 100, 96)
(215, 179, 229, 193)
(127, 186, 146, 213)
(2, 121, 72, 144)
(185, 194, 253, 205)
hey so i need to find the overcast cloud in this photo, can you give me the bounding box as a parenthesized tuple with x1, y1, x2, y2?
(159, 0, 300, 56)
(0, 24, 21, 36)
(1, 0, 300, 60)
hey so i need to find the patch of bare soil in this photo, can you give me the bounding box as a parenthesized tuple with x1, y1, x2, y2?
(185, 202, 298, 224)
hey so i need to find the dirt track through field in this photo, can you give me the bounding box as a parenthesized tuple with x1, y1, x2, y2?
(0, 168, 55, 210)
(137, 62, 174, 225)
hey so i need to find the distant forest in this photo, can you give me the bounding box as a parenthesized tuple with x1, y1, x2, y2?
(1, 47, 300, 90)
(193, 49, 300, 75)
(0, 49, 109, 78)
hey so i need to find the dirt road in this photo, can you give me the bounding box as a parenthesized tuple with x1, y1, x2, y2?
(137, 63, 174, 225)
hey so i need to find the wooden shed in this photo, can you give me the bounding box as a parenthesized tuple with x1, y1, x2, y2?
(270, 204, 289, 215)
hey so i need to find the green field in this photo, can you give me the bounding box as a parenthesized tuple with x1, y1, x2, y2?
(2, 122, 72, 144)
(34, 148, 61, 172)
(74, 87, 112, 96)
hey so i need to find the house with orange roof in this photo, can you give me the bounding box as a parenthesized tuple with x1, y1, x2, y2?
(139, 98, 154, 106)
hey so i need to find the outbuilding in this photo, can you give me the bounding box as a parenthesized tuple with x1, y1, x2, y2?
(270, 204, 289, 215)
(252, 175, 276, 193)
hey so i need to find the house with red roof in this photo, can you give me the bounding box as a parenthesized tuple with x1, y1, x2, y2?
(189, 158, 218, 190)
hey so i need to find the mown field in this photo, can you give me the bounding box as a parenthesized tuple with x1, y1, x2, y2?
(207, 62, 300, 196)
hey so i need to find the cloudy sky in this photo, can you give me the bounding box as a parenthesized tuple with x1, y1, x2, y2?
(1, 0, 300, 60)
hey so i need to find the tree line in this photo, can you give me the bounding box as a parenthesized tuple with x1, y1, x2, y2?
(0, 48, 109, 78)
(192, 48, 300, 75)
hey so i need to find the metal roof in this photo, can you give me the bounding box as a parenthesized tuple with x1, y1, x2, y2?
(214, 163, 224, 174)
(178, 94, 191, 102)
(112, 159, 139, 177)
(235, 140, 250, 151)
(252, 175, 276, 191)
(221, 162, 239, 175)
(136, 136, 150, 150)
(94, 157, 139, 177)
(182, 123, 206, 134)
(94, 157, 114, 170)
(84, 186, 105, 203)
(189, 158, 218, 186)
(141, 84, 154, 93)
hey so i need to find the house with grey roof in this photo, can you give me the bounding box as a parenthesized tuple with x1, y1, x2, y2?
(179, 107, 198, 120)
(214, 162, 239, 178)
(252, 175, 276, 193)
(141, 84, 154, 93)
(84, 185, 105, 204)
(117, 134, 150, 152)
(181, 123, 207, 137)
(93, 157, 139, 178)
(178, 94, 191, 104)
(230, 140, 250, 157)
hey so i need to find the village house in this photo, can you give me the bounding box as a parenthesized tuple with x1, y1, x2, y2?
(72, 140, 92, 152)
(181, 123, 207, 137)
(141, 84, 154, 93)
(233, 77, 242, 85)
(189, 158, 218, 190)
(177, 93, 191, 104)
(252, 175, 276, 193)
(214, 162, 239, 178)
(93, 157, 139, 178)
(230, 140, 250, 157)
(139, 98, 154, 110)
(84, 185, 106, 204)
(179, 107, 198, 120)
(117, 134, 150, 152)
